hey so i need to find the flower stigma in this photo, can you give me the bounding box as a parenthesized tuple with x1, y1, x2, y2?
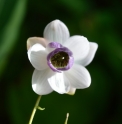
(51, 51, 69, 68)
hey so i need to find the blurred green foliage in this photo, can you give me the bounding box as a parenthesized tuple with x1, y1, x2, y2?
(0, 0, 122, 124)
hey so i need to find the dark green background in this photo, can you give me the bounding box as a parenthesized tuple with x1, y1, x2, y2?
(0, 0, 122, 124)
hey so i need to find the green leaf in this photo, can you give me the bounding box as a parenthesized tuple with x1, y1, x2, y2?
(0, 0, 27, 77)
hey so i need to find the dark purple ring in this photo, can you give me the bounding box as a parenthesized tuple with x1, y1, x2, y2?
(47, 45, 74, 73)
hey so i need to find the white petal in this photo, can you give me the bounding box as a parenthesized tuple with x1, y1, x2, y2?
(64, 36, 90, 61)
(48, 72, 70, 94)
(28, 43, 48, 70)
(27, 37, 49, 50)
(67, 87, 76, 95)
(32, 69, 54, 95)
(44, 20, 70, 44)
(77, 42, 98, 66)
(65, 64, 91, 89)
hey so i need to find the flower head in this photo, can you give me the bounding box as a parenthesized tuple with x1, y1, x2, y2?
(27, 20, 98, 95)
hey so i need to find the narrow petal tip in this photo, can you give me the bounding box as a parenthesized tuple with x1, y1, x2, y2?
(92, 42, 98, 49)
(27, 37, 48, 50)
(67, 87, 76, 95)
(52, 19, 60, 23)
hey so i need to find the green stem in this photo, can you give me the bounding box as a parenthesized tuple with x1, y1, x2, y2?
(28, 95, 42, 124)
(64, 113, 69, 124)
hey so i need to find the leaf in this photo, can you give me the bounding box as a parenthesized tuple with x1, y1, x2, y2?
(0, 0, 27, 77)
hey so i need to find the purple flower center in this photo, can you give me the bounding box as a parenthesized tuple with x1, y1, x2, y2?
(47, 42, 74, 72)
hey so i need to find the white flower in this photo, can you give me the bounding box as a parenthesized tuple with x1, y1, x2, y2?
(27, 20, 98, 95)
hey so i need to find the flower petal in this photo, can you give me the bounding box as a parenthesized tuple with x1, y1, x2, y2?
(77, 42, 98, 66)
(27, 37, 49, 50)
(32, 69, 54, 95)
(65, 64, 91, 89)
(64, 35, 90, 61)
(28, 43, 48, 70)
(44, 20, 70, 44)
(48, 72, 70, 94)
(67, 87, 76, 95)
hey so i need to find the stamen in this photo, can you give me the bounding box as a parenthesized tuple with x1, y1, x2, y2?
(51, 52, 69, 68)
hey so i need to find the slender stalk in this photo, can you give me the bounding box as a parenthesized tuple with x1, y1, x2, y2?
(64, 113, 69, 124)
(28, 95, 42, 124)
